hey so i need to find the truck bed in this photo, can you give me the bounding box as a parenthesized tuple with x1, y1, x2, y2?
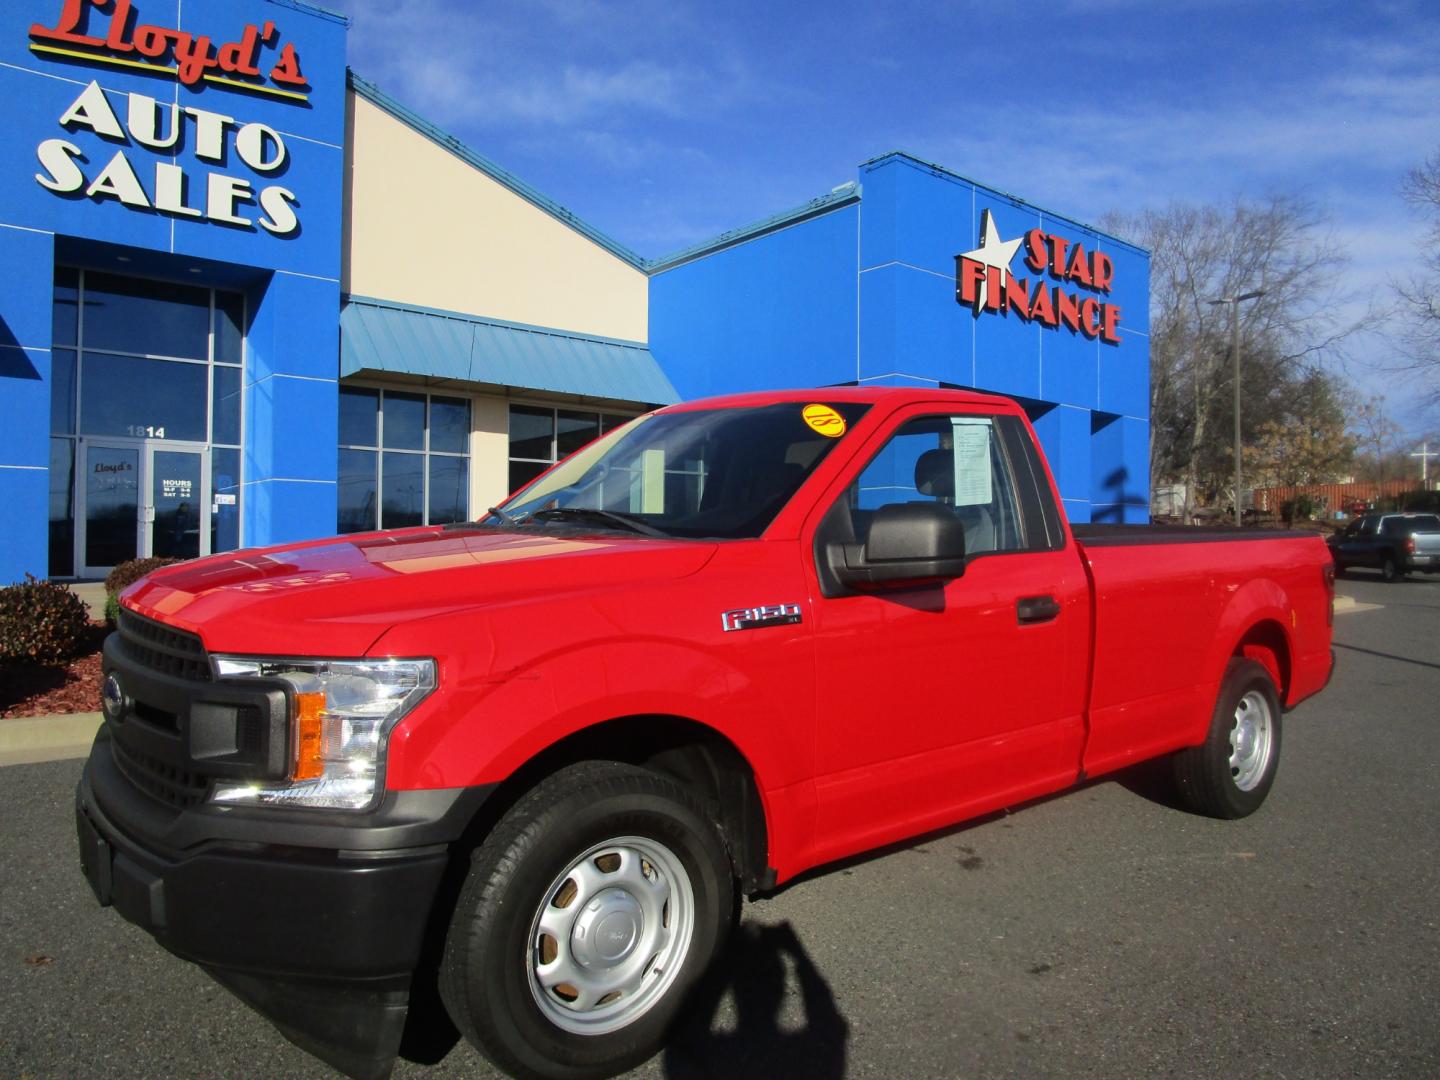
(1072, 526, 1333, 777)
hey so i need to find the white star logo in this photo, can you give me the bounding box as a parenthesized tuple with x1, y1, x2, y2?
(958, 209, 1023, 310)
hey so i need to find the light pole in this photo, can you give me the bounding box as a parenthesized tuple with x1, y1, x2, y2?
(1208, 289, 1266, 526)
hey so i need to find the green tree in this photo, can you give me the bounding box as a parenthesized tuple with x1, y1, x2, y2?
(1244, 371, 1356, 489)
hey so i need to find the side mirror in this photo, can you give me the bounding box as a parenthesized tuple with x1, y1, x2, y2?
(832, 503, 967, 589)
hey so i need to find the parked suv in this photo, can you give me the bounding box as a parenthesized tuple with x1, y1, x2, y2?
(1328, 512, 1440, 581)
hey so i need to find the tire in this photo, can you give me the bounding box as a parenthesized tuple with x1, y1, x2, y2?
(439, 762, 735, 1080)
(1381, 554, 1404, 582)
(1172, 658, 1282, 819)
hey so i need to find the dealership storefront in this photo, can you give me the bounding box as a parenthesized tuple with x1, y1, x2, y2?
(0, 0, 1149, 586)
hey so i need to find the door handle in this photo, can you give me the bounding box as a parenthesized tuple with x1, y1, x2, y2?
(1016, 595, 1061, 624)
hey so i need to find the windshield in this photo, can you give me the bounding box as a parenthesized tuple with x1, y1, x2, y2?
(486, 401, 871, 539)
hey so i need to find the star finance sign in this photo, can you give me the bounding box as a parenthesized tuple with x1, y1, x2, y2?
(27, 0, 309, 236)
(955, 209, 1122, 346)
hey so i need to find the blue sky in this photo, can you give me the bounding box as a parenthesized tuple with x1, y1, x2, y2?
(328, 0, 1440, 437)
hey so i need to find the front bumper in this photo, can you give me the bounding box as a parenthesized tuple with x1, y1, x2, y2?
(77, 733, 491, 1079)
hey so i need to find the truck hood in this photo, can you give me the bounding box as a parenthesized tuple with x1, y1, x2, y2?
(122, 526, 718, 657)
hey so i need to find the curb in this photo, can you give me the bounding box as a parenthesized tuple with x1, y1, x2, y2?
(0, 712, 101, 767)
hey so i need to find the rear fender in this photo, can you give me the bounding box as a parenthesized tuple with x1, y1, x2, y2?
(1194, 577, 1297, 741)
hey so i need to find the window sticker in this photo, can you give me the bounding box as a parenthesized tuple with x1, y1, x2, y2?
(950, 418, 993, 506)
(802, 404, 847, 438)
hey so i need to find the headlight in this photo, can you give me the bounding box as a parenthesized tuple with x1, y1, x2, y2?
(208, 656, 435, 810)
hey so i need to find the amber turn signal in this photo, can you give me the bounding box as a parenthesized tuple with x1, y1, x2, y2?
(291, 691, 326, 781)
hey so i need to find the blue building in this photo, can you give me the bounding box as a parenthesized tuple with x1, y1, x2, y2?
(0, 0, 1149, 587)
(650, 153, 1151, 526)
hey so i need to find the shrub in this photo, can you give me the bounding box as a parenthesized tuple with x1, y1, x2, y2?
(104, 594, 121, 628)
(104, 556, 179, 598)
(0, 575, 92, 665)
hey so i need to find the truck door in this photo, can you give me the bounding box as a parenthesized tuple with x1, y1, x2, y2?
(805, 408, 1090, 864)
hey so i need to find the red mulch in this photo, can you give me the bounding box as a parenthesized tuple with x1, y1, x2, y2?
(0, 624, 108, 718)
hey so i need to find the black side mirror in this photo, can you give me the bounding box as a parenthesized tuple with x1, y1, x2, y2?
(831, 503, 967, 589)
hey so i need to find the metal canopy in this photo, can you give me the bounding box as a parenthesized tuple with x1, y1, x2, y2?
(340, 295, 680, 405)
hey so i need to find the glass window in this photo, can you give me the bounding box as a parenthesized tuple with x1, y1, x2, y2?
(381, 451, 424, 528)
(383, 391, 426, 450)
(557, 410, 601, 457)
(51, 348, 76, 435)
(509, 460, 549, 494)
(49, 438, 75, 576)
(82, 271, 209, 359)
(53, 267, 78, 346)
(509, 405, 554, 461)
(499, 402, 870, 539)
(847, 415, 1026, 556)
(338, 449, 377, 534)
(211, 447, 241, 554)
(430, 396, 470, 455)
(428, 456, 469, 525)
(80, 353, 207, 441)
(337, 389, 472, 532)
(339, 386, 379, 447)
(212, 365, 242, 445)
(213, 290, 245, 364)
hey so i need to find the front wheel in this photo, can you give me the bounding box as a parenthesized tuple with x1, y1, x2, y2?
(439, 762, 735, 1079)
(1172, 658, 1282, 819)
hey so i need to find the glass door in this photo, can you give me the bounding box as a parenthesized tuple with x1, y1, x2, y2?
(79, 442, 141, 577)
(77, 441, 211, 578)
(149, 448, 206, 560)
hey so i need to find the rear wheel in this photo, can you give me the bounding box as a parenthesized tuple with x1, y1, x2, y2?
(1173, 658, 1282, 819)
(1381, 555, 1404, 582)
(439, 762, 735, 1079)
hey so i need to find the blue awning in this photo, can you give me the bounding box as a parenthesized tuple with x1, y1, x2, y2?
(340, 295, 679, 405)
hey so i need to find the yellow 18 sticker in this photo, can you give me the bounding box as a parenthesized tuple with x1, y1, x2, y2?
(802, 404, 846, 438)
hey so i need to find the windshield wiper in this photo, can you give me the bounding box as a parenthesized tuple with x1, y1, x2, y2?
(529, 507, 670, 538)
(442, 506, 519, 531)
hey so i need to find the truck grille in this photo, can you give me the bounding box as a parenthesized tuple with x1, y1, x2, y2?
(111, 737, 211, 809)
(117, 608, 211, 682)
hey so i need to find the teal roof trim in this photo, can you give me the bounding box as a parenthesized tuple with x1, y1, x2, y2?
(347, 72, 647, 270)
(647, 182, 862, 274)
(340, 295, 680, 406)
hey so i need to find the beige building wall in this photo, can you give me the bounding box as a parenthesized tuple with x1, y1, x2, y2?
(343, 91, 648, 343)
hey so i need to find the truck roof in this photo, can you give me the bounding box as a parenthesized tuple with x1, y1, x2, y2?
(659, 386, 1021, 413)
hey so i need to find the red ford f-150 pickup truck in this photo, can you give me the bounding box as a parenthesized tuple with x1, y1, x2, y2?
(77, 387, 1335, 1079)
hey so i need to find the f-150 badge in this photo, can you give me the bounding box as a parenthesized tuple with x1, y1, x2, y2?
(721, 604, 802, 632)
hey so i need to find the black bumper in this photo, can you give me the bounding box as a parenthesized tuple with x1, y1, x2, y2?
(76, 729, 493, 1079)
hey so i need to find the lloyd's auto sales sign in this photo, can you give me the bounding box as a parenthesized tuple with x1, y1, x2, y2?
(955, 209, 1122, 345)
(26, 0, 309, 236)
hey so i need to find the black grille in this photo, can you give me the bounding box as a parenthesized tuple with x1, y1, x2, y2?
(111, 738, 210, 809)
(117, 608, 211, 682)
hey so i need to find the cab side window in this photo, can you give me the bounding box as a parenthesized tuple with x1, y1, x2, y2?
(845, 415, 1025, 556)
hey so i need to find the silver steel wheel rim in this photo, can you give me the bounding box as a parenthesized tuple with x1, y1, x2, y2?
(526, 835, 695, 1036)
(1229, 690, 1274, 792)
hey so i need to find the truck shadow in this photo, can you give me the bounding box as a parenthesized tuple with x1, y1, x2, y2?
(663, 920, 849, 1079)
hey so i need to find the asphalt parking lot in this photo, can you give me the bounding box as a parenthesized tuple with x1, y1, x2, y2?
(2, 571, 1437, 1079)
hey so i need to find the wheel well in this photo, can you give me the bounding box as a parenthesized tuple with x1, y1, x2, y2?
(453, 715, 772, 897)
(1236, 621, 1291, 701)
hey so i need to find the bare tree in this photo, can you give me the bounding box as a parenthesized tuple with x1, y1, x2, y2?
(1103, 196, 1370, 515)
(1396, 151, 1440, 406)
